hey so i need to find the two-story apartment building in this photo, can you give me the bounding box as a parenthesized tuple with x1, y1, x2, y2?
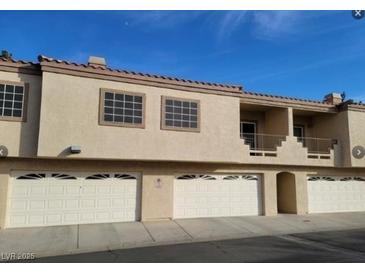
(0, 53, 364, 229)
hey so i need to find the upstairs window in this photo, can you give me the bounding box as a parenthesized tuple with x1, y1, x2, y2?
(0, 81, 26, 122)
(161, 96, 200, 132)
(99, 89, 145, 128)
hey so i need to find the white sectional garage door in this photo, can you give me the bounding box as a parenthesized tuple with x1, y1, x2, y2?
(308, 176, 365, 213)
(174, 174, 262, 219)
(6, 172, 141, 228)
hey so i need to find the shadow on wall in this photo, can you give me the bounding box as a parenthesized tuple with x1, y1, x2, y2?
(18, 71, 42, 157)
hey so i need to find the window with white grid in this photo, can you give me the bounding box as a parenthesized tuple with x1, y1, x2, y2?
(0, 82, 25, 121)
(100, 90, 144, 127)
(163, 97, 199, 131)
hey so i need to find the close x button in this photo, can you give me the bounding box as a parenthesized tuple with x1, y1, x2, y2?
(352, 10, 364, 20)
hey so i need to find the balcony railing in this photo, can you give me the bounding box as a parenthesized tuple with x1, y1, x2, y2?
(296, 137, 337, 155)
(240, 133, 286, 152)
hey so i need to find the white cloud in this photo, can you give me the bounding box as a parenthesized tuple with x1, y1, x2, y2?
(216, 11, 248, 40)
(125, 11, 202, 29)
(252, 11, 302, 40)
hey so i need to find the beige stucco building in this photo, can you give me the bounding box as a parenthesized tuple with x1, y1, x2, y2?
(0, 53, 364, 229)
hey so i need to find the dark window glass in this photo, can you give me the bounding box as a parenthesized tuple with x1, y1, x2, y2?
(115, 93, 124, 101)
(134, 96, 142, 103)
(13, 110, 22, 117)
(114, 101, 123, 108)
(102, 91, 143, 125)
(5, 85, 14, 93)
(125, 109, 133, 116)
(14, 94, 23, 101)
(125, 102, 133, 109)
(15, 86, 24, 94)
(114, 115, 123, 122)
(104, 114, 113, 121)
(164, 98, 199, 130)
(0, 83, 25, 119)
(104, 107, 113, 114)
(182, 102, 189, 108)
(3, 109, 12, 116)
(124, 116, 133, 123)
(114, 108, 123, 115)
(13, 102, 22, 109)
(134, 110, 142, 117)
(104, 92, 114, 100)
(104, 100, 113, 107)
(182, 121, 189, 127)
(125, 95, 133, 102)
(173, 120, 182, 127)
(191, 115, 198, 122)
(133, 117, 142, 124)
(182, 115, 189, 121)
(5, 93, 13, 100)
(4, 101, 12, 108)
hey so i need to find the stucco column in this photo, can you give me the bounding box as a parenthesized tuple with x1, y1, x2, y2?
(262, 171, 277, 216)
(287, 107, 294, 137)
(0, 169, 10, 229)
(294, 172, 308, 215)
(141, 171, 174, 221)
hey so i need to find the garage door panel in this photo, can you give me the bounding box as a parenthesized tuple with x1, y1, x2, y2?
(308, 176, 365, 213)
(7, 172, 141, 228)
(174, 174, 262, 219)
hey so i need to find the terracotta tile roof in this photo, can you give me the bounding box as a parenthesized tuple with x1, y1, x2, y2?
(0, 56, 38, 66)
(1, 54, 360, 108)
(38, 55, 243, 93)
(242, 90, 331, 105)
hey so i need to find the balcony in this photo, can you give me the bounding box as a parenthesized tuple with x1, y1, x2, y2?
(296, 136, 338, 160)
(240, 133, 286, 157)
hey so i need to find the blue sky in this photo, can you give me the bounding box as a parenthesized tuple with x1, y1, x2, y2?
(0, 10, 364, 101)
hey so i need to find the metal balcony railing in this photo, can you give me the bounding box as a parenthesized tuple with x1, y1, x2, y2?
(240, 133, 286, 151)
(296, 137, 337, 154)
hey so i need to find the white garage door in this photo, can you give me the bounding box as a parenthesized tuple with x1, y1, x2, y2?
(308, 176, 365, 213)
(174, 174, 262, 219)
(6, 172, 141, 228)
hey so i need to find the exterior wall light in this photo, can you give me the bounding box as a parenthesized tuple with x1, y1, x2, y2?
(70, 145, 81, 154)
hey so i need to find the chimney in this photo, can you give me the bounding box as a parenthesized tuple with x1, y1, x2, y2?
(88, 56, 106, 69)
(323, 93, 343, 105)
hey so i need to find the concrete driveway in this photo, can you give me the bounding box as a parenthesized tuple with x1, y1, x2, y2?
(1, 212, 365, 260)
(32, 229, 365, 262)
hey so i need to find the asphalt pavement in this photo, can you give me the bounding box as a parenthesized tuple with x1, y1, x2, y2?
(23, 228, 365, 262)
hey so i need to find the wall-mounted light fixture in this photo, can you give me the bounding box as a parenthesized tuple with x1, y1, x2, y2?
(70, 145, 81, 154)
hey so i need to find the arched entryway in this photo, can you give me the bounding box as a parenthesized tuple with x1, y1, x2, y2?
(277, 172, 297, 214)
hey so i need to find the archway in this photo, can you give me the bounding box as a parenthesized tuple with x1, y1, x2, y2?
(277, 172, 297, 214)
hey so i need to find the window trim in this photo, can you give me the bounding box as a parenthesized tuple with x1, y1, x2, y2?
(0, 80, 28, 122)
(99, 88, 146, 129)
(161, 96, 200, 133)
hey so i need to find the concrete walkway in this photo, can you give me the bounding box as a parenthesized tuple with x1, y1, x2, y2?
(1, 212, 365, 260)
